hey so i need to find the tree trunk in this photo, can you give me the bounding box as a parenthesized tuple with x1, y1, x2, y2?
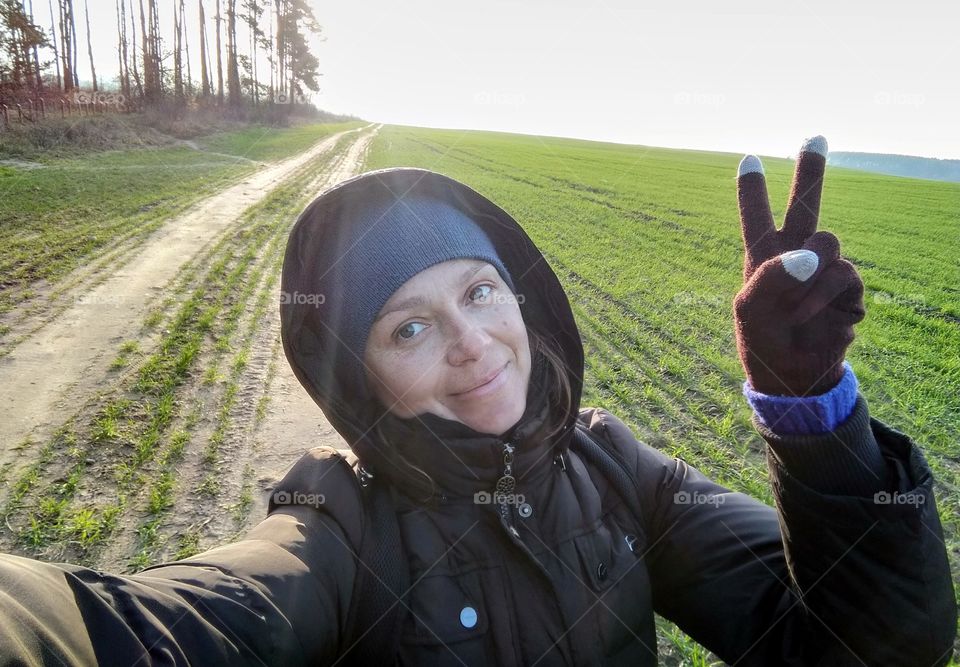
(129, 0, 141, 99)
(116, 0, 124, 94)
(173, 0, 182, 99)
(225, 0, 240, 106)
(70, 0, 78, 88)
(116, 0, 131, 99)
(198, 0, 210, 97)
(58, 0, 74, 92)
(83, 0, 96, 91)
(26, 0, 43, 89)
(267, 2, 273, 102)
(149, 0, 161, 95)
(138, 0, 161, 101)
(248, 4, 259, 105)
(48, 0, 61, 89)
(276, 0, 283, 97)
(138, 0, 149, 98)
(181, 0, 191, 95)
(214, 0, 223, 104)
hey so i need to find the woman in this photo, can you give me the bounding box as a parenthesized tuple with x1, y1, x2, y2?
(0, 137, 954, 666)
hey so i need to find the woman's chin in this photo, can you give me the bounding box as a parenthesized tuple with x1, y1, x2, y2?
(455, 395, 527, 436)
(418, 365, 529, 434)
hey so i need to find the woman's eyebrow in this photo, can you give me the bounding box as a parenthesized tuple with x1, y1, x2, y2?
(459, 262, 488, 284)
(374, 264, 489, 324)
(374, 295, 426, 323)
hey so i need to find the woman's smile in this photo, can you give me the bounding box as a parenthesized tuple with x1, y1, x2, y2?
(451, 361, 509, 399)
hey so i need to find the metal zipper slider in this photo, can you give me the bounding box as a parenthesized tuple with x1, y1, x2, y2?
(496, 441, 516, 496)
(495, 440, 518, 531)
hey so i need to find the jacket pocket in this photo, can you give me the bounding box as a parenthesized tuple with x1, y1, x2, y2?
(571, 518, 654, 659)
(572, 521, 636, 593)
(398, 566, 494, 666)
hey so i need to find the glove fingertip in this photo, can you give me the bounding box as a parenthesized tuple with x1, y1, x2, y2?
(800, 135, 828, 157)
(738, 155, 764, 177)
(780, 249, 819, 282)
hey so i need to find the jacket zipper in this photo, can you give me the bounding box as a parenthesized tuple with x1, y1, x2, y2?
(495, 440, 519, 535)
(493, 439, 552, 580)
(494, 435, 581, 666)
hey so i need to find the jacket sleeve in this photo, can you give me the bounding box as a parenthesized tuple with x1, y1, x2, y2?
(595, 395, 956, 667)
(0, 448, 360, 666)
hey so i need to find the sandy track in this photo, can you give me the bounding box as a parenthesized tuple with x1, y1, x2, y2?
(0, 124, 371, 463)
(77, 125, 379, 570)
(217, 125, 375, 530)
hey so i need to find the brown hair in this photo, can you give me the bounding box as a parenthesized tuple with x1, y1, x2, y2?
(527, 325, 575, 445)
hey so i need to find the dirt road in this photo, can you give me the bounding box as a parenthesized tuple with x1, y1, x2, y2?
(0, 124, 377, 569)
(0, 125, 369, 460)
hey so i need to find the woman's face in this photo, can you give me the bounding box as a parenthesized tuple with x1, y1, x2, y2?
(363, 258, 531, 436)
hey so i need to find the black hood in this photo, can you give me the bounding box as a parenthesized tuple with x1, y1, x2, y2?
(279, 167, 584, 494)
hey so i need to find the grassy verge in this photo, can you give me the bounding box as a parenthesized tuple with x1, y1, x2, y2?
(0, 120, 362, 322)
(195, 121, 364, 162)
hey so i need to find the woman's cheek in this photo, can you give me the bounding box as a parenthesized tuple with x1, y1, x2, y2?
(406, 342, 441, 381)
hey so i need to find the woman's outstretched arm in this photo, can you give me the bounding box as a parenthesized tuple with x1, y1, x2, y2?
(0, 449, 360, 666)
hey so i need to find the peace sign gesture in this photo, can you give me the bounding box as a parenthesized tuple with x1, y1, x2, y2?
(733, 136, 866, 397)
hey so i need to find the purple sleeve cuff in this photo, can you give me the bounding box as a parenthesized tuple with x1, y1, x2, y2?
(743, 361, 858, 435)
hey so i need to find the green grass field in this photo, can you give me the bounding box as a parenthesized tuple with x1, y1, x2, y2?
(0, 120, 955, 663)
(362, 124, 960, 661)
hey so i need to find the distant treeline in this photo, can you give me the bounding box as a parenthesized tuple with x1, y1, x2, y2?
(828, 152, 960, 183)
(0, 0, 322, 112)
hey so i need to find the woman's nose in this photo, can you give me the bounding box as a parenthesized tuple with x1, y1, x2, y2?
(447, 320, 492, 364)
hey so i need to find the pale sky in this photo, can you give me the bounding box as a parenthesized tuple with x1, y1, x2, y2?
(72, 0, 960, 159)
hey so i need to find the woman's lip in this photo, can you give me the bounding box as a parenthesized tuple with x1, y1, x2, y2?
(454, 362, 508, 398)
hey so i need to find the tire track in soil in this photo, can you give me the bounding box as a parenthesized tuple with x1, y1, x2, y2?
(202, 125, 377, 545)
(96, 125, 379, 569)
(0, 124, 373, 464)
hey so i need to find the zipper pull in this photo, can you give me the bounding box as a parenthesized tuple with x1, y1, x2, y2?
(495, 441, 518, 531)
(495, 441, 516, 496)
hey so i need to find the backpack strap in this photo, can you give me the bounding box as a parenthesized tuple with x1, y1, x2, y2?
(340, 464, 409, 666)
(268, 448, 408, 665)
(570, 422, 648, 543)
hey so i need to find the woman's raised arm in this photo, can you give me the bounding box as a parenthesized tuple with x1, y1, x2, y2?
(594, 399, 955, 666)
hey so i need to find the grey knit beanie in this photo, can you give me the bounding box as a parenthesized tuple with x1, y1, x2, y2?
(316, 190, 516, 392)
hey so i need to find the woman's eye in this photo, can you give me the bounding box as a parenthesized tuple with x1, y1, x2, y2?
(392, 285, 493, 344)
(395, 321, 426, 342)
(470, 284, 493, 302)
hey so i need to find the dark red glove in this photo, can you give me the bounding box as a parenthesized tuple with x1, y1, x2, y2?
(734, 136, 866, 397)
